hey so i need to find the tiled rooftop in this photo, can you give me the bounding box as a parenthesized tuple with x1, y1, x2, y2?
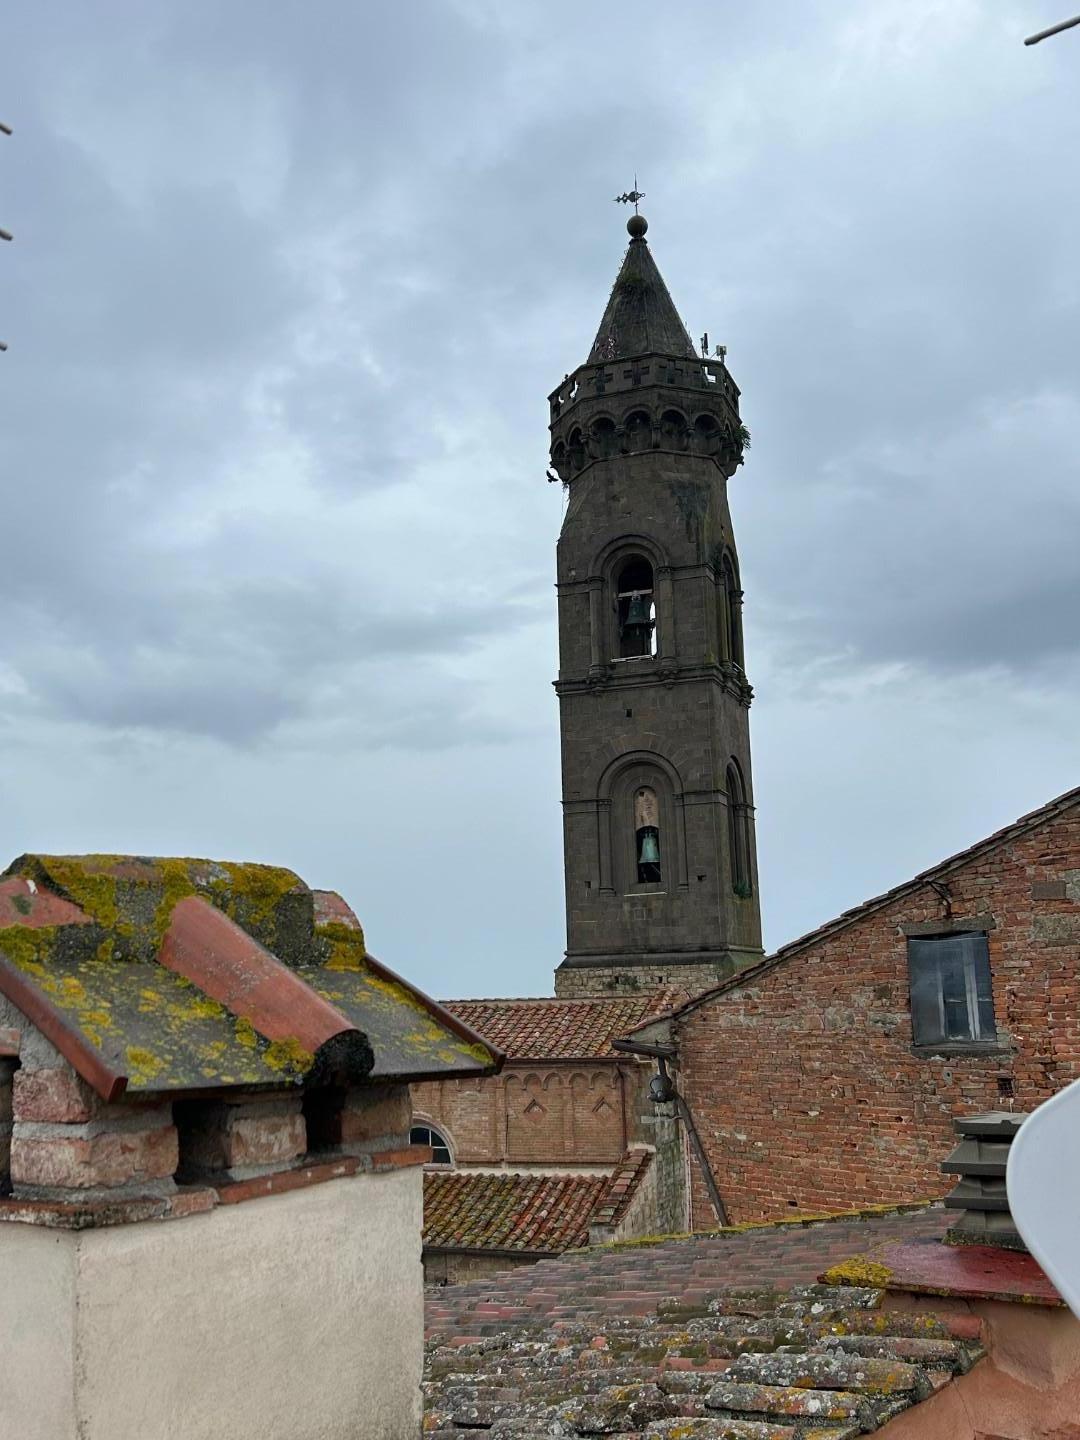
(425, 1229, 985, 1436)
(424, 1150, 653, 1256)
(425, 1208, 949, 1338)
(441, 991, 688, 1061)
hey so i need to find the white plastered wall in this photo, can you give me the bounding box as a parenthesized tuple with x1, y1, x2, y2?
(0, 1168, 424, 1440)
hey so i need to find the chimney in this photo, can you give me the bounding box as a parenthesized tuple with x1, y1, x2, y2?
(942, 1111, 1029, 1250)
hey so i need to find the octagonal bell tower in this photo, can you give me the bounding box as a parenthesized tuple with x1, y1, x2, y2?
(550, 213, 763, 998)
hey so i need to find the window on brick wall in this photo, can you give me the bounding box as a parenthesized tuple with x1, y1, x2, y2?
(908, 933, 996, 1046)
(410, 1123, 452, 1166)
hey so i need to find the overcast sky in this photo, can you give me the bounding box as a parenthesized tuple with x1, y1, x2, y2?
(1, 2, 1077, 999)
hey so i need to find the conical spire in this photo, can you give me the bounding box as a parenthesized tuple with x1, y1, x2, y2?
(588, 215, 697, 364)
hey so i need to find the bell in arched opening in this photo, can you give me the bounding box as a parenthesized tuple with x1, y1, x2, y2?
(634, 786, 662, 884)
(617, 556, 657, 659)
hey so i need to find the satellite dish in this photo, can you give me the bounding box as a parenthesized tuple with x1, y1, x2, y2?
(1007, 1077, 1080, 1316)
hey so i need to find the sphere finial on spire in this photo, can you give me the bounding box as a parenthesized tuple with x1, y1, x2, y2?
(627, 213, 648, 239)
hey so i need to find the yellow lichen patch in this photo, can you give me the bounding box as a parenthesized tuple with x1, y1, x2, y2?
(234, 1017, 259, 1050)
(0, 923, 56, 974)
(126, 1046, 167, 1086)
(152, 859, 198, 948)
(264, 1036, 315, 1076)
(319, 921, 367, 971)
(38, 856, 121, 929)
(821, 1255, 894, 1288)
(214, 861, 302, 931)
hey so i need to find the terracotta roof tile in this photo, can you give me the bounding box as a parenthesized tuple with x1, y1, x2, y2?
(441, 993, 684, 1060)
(424, 1151, 653, 1255)
(423, 1216, 988, 1436)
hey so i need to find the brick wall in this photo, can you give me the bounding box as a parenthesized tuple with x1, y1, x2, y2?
(678, 807, 1080, 1225)
(412, 1060, 653, 1167)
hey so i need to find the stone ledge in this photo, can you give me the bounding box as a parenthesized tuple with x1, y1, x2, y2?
(0, 1144, 432, 1225)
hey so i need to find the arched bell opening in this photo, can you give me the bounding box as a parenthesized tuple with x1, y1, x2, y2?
(634, 786, 662, 884)
(616, 555, 657, 659)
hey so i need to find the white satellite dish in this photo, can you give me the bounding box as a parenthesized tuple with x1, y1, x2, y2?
(1007, 1076, 1080, 1317)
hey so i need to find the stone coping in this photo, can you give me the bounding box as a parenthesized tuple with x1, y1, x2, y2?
(851, 1237, 1065, 1308)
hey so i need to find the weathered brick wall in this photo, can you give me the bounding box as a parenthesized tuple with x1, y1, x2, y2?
(412, 1062, 643, 1166)
(679, 809, 1080, 1225)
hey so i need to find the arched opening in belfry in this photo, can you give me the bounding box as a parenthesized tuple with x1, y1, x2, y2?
(721, 554, 743, 668)
(634, 785, 662, 884)
(727, 761, 752, 897)
(616, 556, 657, 658)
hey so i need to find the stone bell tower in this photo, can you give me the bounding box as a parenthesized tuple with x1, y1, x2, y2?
(549, 211, 763, 998)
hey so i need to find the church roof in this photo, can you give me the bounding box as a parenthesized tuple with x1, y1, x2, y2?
(440, 990, 688, 1061)
(0, 854, 501, 1099)
(423, 1148, 652, 1256)
(588, 219, 698, 364)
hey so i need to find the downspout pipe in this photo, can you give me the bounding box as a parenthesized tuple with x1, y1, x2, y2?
(612, 1037, 730, 1228)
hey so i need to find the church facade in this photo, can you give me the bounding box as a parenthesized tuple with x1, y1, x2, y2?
(549, 212, 763, 997)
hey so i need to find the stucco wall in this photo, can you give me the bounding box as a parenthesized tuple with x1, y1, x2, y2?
(0, 1168, 423, 1440)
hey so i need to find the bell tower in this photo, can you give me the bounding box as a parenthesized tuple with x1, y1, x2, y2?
(550, 212, 763, 998)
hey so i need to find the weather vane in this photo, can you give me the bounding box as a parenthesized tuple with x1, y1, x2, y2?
(613, 176, 645, 214)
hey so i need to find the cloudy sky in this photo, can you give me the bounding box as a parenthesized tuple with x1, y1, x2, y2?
(1, 2, 1077, 998)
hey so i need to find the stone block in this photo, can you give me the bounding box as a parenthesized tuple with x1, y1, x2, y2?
(177, 1097, 306, 1176)
(14, 1065, 98, 1124)
(337, 1084, 412, 1149)
(12, 1120, 179, 1191)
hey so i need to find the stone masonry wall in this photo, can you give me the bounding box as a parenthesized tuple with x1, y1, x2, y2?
(678, 807, 1080, 1225)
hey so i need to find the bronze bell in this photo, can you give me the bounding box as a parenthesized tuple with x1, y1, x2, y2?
(638, 828, 660, 864)
(623, 593, 652, 630)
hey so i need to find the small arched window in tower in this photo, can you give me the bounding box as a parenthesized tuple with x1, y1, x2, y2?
(634, 786, 662, 884)
(721, 555, 743, 669)
(616, 557, 657, 658)
(727, 762, 752, 898)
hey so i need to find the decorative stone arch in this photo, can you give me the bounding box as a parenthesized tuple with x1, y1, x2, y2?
(621, 405, 652, 453)
(567, 425, 586, 473)
(691, 411, 721, 457)
(588, 412, 619, 461)
(658, 406, 689, 451)
(596, 751, 689, 896)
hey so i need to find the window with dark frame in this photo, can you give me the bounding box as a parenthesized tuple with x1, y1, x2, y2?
(410, 1123, 452, 1166)
(907, 933, 996, 1046)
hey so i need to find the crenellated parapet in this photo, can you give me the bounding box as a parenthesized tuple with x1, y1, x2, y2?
(548, 351, 747, 482)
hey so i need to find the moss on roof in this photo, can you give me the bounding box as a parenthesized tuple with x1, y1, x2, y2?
(0, 854, 498, 1095)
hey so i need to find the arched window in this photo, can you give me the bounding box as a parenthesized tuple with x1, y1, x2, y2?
(727, 762, 752, 897)
(721, 555, 743, 668)
(616, 556, 657, 659)
(410, 1123, 453, 1167)
(634, 786, 661, 884)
